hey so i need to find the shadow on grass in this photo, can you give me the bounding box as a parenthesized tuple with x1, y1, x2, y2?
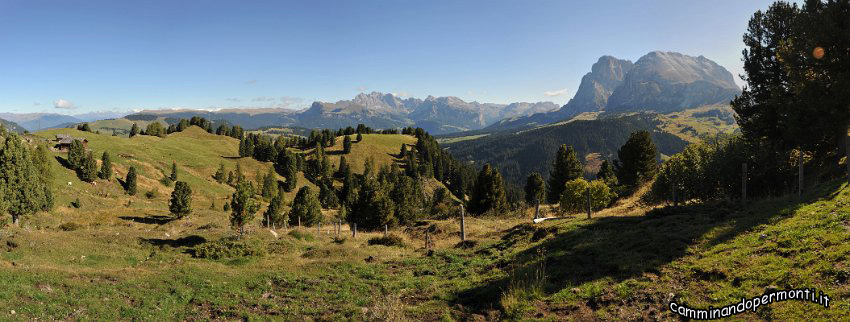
(454, 180, 845, 313)
(141, 235, 207, 248)
(119, 215, 178, 225)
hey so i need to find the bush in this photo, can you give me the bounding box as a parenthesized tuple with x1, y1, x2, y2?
(287, 230, 315, 241)
(145, 188, 159, 199)
(160, 176, 173, 187)
(559, 179, 613, 214)
(59, 222, 83, 231)
(191, 237, 266, 259)
(368, 234, 405, 247)
(70, 198, 82, 209)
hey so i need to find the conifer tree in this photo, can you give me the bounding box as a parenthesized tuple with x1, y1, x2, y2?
(356, 132, 363, 142)
(524, 172, 545, 205)
(33, 144, 54, 211)
(278, 150, 298, 192)
(230, 180, 259, 236)
(169, 181, 193, 219)
(170, 161, 178, 181)
(261, 166, 278, 200)
(547, 144, 583, 203)
(99, 151, 112, 180)
(596, 160, 618, 186)
(129, 123, 139, 137)
(126, 166, 138, 196)
(614, 130, 658, 189)
(336, 156, 350, 178)
(343, 135, 352, 154)
(0, 133, 46, 225)
(226, 171, 234, 186)
(318, 180, 340, 209)
(263, 188, 287, 228)
(349, 176, 395, 230)
(469, 163, 508, 215)
(214, 163, 226, 183)
(391, 175, 423, 225)
(289, 186, 322, 226)
(67, 139, 85, 170)
(79, 151, 98, 182)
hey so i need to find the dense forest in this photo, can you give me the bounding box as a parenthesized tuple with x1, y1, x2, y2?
(445, 114, 689, 184)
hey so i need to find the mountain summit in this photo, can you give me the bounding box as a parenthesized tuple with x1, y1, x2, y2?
(490, 51, 740, 130)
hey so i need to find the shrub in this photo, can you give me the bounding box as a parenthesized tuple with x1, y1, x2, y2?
(368, 234, 405, 247)
(287, 230, 315, 241)
(59, 222, 83, 231)
(559, 179, 614, 214)
(191, 237, 266, 259)
(70, 198, 81, 209)
(145, 188, 159, 199)
(160, 176, 173, 187)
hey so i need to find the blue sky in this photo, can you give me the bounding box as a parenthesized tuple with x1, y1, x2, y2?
(0, 0, 777, 114)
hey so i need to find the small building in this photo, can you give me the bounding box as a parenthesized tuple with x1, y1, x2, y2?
(54, 135, 88, 152)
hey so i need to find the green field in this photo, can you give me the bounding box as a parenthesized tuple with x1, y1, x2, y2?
(1, 126, 847, 320)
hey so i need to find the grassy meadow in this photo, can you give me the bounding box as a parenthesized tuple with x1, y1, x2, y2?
(0, 126, 847, 320)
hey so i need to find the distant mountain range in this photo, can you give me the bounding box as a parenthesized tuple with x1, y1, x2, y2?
(127, 93, 559, 134)
(489, 51, 741, 131)
(0, 111, 129, 132)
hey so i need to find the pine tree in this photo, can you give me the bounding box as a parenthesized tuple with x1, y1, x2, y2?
(547, 144, 583, 203)
(67, 139, 86, 170)
(289, 186, 322, 227)
(169, 181, 193, 219)
(0, 133, 46, 225)
(343, 135, 352, 154)
(278, 150, 298, 192)
(263, 188, 287, 227)
(596, 160, 618, 186)
(349, 177, 395, 230)
(129, 123, 139, 138)
(226, 171, 235, 186)
(524, 172, 545, 205)
(614, 130, 658, 189)
(126, 166, 138, 196)
(79, 151, 98, 182)
(214, 163, 226, 183)
(261, 166, 278, 200)
(230, 180, 259, 236)
(336, 156, 350, 178)
(318, 180, 340, 209)
(469, 164, 508, 215)
(33, 144, 54, 211)
(170, 161, 178, 181)
(99, 151, 112, 180)
(391, 175, 423, 225)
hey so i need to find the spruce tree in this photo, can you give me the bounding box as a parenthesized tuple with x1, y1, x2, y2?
(79, 151, 98, 182)
(261, 166, 278, 200)
(337, 156, 350, 178)
(318, 180, 340, 209)
(169, 181, 193, 219)
(343, 135, 352, 154)
(391, 175, 422, 225)
(99, 151, 112, 180)
(0, 133, 45, 225)
(263, 188, 286, 227)
(170, 161, 178, 181)
(469, 164, 508, 215)
(33, 144, 54, 211)
(126, 166, 138, 196)
(596, 160, 618, 186)
(289, 186, 322, 226)
(614, 130, 658, 189)
(278, 150, 298, 192)
(230, 180, 259, 236)
(129, 123, 139, 137)
(214, 163, 226, 183)
(547, 144, 583, 203)
(67, 139, 85, 170)
(524, 172, 545, 205)
(349, 176, 395, 230)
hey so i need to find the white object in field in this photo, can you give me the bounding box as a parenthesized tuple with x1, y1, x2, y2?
(269, 230, 278, 239)
(68, 182, 72, 186)
(533, 217, 562, 224)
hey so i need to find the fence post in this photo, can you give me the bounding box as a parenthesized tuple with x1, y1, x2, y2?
(352, 223, 357, 238)
(586, 187, 591, 219)
(798, 152, 804, 199)
(384, 224, 388, 237)
(317, 222, 320, 235)
(742, 162, 747, 202)
(846, 135, 849, 184)
(534, 199, 540, 220)
(298, 216, 301, 229)
(460, 205, 466, 241)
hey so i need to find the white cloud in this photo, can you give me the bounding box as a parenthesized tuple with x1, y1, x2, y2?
(544, 88, 569, 97)
(53, 99, 76, 109)
(251, 96, 276, 102)
(225, 98, 241, 102)
(356, 86, 368, 92)
(392, 91, 412, 98)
